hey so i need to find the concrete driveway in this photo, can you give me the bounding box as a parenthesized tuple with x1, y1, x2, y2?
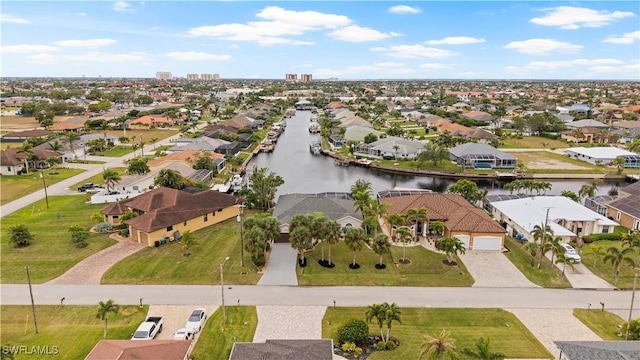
(149, 305, 218, 340)
(459, 250, 539, 288)
(257, 244, 298, 286)
(554, 261, 616, 289)
(253, 306, 326, 342)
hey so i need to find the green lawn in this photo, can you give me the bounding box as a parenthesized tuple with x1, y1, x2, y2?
(0, 305, 148, 360)
(323, 307, 552, 359)
(573, 309, 627, 340)
(297, 242, 474, 286)
(95, 145, 133, 157)
(580, 240, 638, 289)
(1, 196, 117, 283)
(70, 167, 127, 190)
(101, 216, 262, 285)
(190, 306, 258, 360)
(503, 237, 572, 288)
(499, 136, 570, 149)
(0, 168, 85, 205)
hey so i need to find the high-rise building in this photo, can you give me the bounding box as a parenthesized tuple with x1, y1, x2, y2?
(300, 73, 313, 82)
(187, 73, 199, 81)
(200, 73, 220, 81)
(285, 73, 298, 81)
(156, 71, 172, 80)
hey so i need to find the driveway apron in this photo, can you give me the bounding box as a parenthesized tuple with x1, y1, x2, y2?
(459, 250, 540, 288)
(257, 243, 298, 286)
(253, 306, 326, 342)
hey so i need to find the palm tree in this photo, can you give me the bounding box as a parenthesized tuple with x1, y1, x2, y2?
(179, 230, 199, 257)
(419, 329, 460, 360)
(64, 132, 80, 160)
(583, 244, 605, 269)
(96, 299, 120, 339)
(386, 213, 406, 242)
(555, 253, 576, 277)
(436, 237, 467, 265)
(325, 220, 342, 266)
(544, 236, 564, 268)
(603, 246, 635, 284)
(461, 336, 505, 360)
(573, 128, 585, 142)
(430, 221, 445, 236)
(382, 302, 402, 343)
(344, 227, 366, 267)
(397, 227, 412, 262)
(311, 215, 329, 262)
(17, 141, 35, 172)
(353, 190, 372, 234)
(350, 179, 372, 196)
(371, 233, 391, 267)
(369, 200, 390, 236)
(406, 207, 428, 242)
(48, 140, 62, 152)
(365, 303, 386, 341)
(290, 226, 312, 266)
(524, 241, 539, 267)
(150, 137, 159, 149)
(392, 145, 400, 160)
(102, 168, 121, 191)
(613, 157, 626, 174)
(578, 181, 599, 200)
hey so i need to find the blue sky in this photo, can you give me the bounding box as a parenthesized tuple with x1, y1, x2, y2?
(1, 1, 639, 80)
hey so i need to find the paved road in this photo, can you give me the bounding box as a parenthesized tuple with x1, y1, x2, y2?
(257, 244, 298, 286)
(1, 284, 633, 312)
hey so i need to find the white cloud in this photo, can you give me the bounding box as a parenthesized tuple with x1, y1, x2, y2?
(603, 30, 640, 44)
(113, 1, 135, 13)
(77, 13, 87, 16)
(503, 39, 582, 55)
(54, 38, 117, 48)
(388, 5, 421, 14)
(315, 62, 416, 77)
(63, 51, 149, 63)
(328, 25, 401, 42)
(1, 14, 30, 24)
(165, 51, 231, 61)
(370, 44, 457, 59)
(26, 53, 56, 64)
(425, 36, 486, 45)
(518, 58, 624, 71)
(420, 63, 453, 69)
(187, 6, 350, 46)
(530, 6, 636, 30)
(1, 44, 59, 53)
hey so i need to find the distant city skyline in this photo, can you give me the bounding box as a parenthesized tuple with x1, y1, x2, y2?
(1, 1, 639, 80)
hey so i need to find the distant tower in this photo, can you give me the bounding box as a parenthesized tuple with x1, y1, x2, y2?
(285, 73, 298, 82)
(300, 74, 312, 82)
(187, 73, 199, 81)
(156, 71, 172, 80)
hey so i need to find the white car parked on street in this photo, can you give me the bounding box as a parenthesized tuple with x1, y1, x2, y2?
(185, 308, 207, 333)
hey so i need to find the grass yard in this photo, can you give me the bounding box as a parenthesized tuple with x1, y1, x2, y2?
(105, 129, 179, 144)
(323, 307, 552, 359)
(580, 240, 639, 289)
(70, 167, 127, 190)
(94, 145, 133, 157)
(503, 237, 572, 288)
(499, 136, 570, 149)
(0, 115, 40, 130)
(190, 306, 258, 360)
(0, 168, 85, 205)
(297, 242, 474, 286)
(573, 309, 627, 340)
(1, 196, 117, 283)
(0, 305, 148, 360)
(101, 216, 262, 285)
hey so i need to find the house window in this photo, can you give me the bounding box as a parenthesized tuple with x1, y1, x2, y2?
(602, 226, 609, 233)
(183, 220, 187, 226)
(113, 215, 119, 220)
(204, 214, 208, 222)
(7, 167, 11, 171)
(616, 212, 621, 221)
(635, 220, 640, 230)
(212, 211, 216, 216)
(167, 225, 173, 231)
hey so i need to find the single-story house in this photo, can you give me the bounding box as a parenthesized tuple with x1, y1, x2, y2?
(560, 127, 603, 144)
(0, 148, 63, 175)
(214, 141, 241, 156)
(566, 119, 608, 129)
(565, 147, 637, 166)
(80, 134, 120, 147)
(605, 181, 640, 231)
(100, 187, 243, 246)
(50, 122, 85, 132)
(554, 341, 640, 360)
(449, 143, 516, 169)
(488, 196, 619, 242)
(230, 339, 333, 360)
(380, 193, 507, 250)
(584, 195, 617, 216)
(273, 193, 363, 243)
(168, 137, 231, 153)
(460, 111, 493, 123)
(85, 340, 192, 360)
(353, 136, 425, 160)
(129, 115, 172, 129)
(1, 129, 52, 143)
(343, 126, 382, 143)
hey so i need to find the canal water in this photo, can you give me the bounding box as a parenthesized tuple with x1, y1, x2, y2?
(248, 111, 621, 198)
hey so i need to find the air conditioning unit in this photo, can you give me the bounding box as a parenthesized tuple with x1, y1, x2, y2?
(169, 236, 175, 241)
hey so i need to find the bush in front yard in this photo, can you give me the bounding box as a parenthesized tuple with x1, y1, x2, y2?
(95, 222, 113, 232)
(337, 319, 369, 345)
(582, 233, 622, 243)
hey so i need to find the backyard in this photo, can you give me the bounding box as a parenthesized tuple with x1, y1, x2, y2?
(0, 168, 85, 205)
(1, 196, 117, 283)
(323, 307, 552, 359)
(499, 136, 570, 149)
(0, 305, 147, 360)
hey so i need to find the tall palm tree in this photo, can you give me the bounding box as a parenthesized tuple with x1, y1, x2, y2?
(102, 168, 121, 191)
(543, 236, 564, 268)
(461, 336, 505, 360)
(350, 179, 372, 196)
(344, 227, 366, 267)
(406, 207, 428, 242)
(419, 329, 460, 360)
(603, 246, 635, 284)
(436, 237, 466, 265)
(96, 299, 120, 339)
(365, 303, 386, 341)
(386, 213, 406, 242)
(524, 241, 539, 267)
(48, 140, 62, 152)
(397, 227, 412, 262)
(353, 190, 372, 235)
(371, 233, 391, 267)
(325, 220, 342, 266)
(555, 253, 576, 277)
(578, 181, 599, 200)
(17, 141, 35, 173)
(311, 215, 329, 262)
(290, 226, 312, 265)
(369, 200, 390, 236)
(64, 132, 80, 160)
(382, 302, 402, 343)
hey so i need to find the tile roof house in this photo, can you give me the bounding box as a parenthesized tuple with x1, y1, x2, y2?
(0, 148, 63, 175)
(85, 340, 192, 360)
(100, 187, 243, 246)
(1, 129, 53, 142)
(449, 143, 516, 169)
(229, 339, 334, 360)
(147, 149, 224, 170)
(605, 181, 640, 231)
(273, 193, 363, 242)
(380, 193, 506, 250)
(129, 115, 172, 129)
(460, 110, 493, 122)
(50, 122, 85, 132)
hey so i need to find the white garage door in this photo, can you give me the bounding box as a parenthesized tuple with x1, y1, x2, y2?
(454, 235, 469, 249)
(472, 236, 502, 250)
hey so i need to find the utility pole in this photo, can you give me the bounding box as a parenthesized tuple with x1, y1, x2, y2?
(537, 207, 551, 269)
(220, 256, 230, 331)
(39, 170, 49, 209)
(26, 266, 38, 333)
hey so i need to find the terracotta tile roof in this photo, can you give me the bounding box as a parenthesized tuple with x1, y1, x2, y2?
(50, 122, 85, 131)
(2, 129, 53, 138)
(130, 115, 171, 125)
(101, 187, 243, 232)
(380, 193, 505, 233)
(85, 340, 191, 360)
(147, 149, 222, 169)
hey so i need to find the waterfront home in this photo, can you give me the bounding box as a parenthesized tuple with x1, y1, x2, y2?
(488, 196, 618, 242)
(449, 143, 516, 169)
(129, 115, 172, 129)
(344, 126, 382, 143)
(566, 119, 609, 129)
(353, 136, 425, 160)
(380, 193, 506, 250)
(100, 186, 243, 246)
(565, 147, 637, 166)
(605, 181, 640, 231)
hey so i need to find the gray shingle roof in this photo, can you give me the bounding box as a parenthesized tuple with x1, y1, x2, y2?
(554, 341, 640, 360)
(449, 143, 515, 160)
(273, 194, 363, 226)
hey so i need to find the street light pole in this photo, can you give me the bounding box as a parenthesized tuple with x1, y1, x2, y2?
(625, 267, 640, 340)
(39, 170, 49, 209)
(220, 256, 230, 331)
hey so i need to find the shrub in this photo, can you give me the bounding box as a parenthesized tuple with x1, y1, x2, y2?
(376, 341, 387, 351)
(341, 342, 357, 352)
(539, 132, 560, 140)
(95, 222, 113, 232)
(118, 229, 129, 237)
(582, 233, 622, 243)
(9, 224, 34, 248)
(383, 155, 394, 161)
(337, 319, 369, 345)
(386, 341, 397, 350)
(252, 254, 266, 268)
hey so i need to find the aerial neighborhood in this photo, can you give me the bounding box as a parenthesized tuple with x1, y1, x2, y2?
(2, 77, 640, 360)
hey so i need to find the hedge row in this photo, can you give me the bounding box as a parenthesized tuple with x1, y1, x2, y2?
(582, 233, 622, 243)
